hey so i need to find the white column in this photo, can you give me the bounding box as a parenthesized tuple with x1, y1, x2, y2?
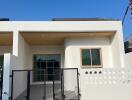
(13, 31, 19, 56)
(64, 39, 76, 91)
(2, 53, 11, 100)
(117, 28, 125, 68)
(64, 39, 72, 68)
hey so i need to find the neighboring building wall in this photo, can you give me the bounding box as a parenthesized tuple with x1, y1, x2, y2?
(124, 52, 132, 68)
(124, 41, 132, 53)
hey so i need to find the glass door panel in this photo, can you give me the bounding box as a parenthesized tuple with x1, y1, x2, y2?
(33, 54, 61, 82)
(47, 61, 54, 81)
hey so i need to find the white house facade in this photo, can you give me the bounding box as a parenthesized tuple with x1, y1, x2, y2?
(0, 20, 132, 100)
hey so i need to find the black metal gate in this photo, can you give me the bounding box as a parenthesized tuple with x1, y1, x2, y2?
(9, 68, 80, 100)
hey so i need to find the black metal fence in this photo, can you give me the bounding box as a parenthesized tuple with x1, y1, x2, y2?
(9, 68, 80, 100)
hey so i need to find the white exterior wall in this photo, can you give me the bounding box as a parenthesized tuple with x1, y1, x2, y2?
(64, 37, 113, 91)
(0, 21, 123, 32)
(124, 52, 132, 68)
(64, 37, 113, 68)
(18, 45, 65, 69)
(13, 44, 65, 82)
(111, 28, 125, 68)
(0, 21, 124, 68)
(16, 32, 30, 69)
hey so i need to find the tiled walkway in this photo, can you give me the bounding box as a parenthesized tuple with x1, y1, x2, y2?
(15, 84, 78, 100)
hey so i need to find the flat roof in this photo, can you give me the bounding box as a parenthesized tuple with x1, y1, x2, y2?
(0, 18, 119, 21)
(52, 18, 119, 21)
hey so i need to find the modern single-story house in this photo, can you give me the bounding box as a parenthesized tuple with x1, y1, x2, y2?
(0, 18, 132, 100)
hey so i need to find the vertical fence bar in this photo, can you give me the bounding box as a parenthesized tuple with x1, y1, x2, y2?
(26, 71, 31, 100)
(60, 69, 63, 100)
(53, 70, 55, 100)
(10, 70, 14, 100)
(53, 62, 55, 100)
(62, 69, 65, 100)
(0, 67, 3, 99)
(77, 68, 80, 100)
(44, 69, 46, 100)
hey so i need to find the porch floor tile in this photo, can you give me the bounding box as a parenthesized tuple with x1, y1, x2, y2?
(15, 84, 78, 100)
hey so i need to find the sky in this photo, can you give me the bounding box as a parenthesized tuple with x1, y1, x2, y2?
(0, 0, 132, 39)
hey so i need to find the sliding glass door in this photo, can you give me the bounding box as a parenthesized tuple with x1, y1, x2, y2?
(33, 54, 61, 82)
